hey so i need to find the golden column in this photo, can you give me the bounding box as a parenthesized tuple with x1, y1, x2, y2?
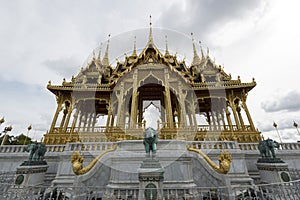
(82, 112, 87, 132)
(87, 113, 93, 132)
(70, 107, 80, 133)
(229, 97, 241, 130)
(236, 105, 245, 131)
(77, 111, 83, 131)
(178, 82, 187, 127)
(241, 94, 255, 131)
(106, 103, 112, 129)
(164, 69, 174, 128)
(130, 70, 139, 128)
(50, 97, 63, 133)
(225, 107, 233, 131)
(116, 82, 125, 127)
(190, 98, 197, 127)
(91, 113, 97, 132)
(63, 102, 73, 132)
(59, 107, 67, 129)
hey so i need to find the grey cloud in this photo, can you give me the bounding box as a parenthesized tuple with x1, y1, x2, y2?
(42, 57, 79, 78)
(261, 91, 300, 112)
(158, 0, 268, 42)
(256, 121, 274, 132)
(257, 117, 298, 133)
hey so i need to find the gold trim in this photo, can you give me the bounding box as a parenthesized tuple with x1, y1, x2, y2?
(187, 145, 232, 174)
(71, 144, 117, 175)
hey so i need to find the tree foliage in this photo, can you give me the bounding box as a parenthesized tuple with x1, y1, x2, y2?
(0, 133, 32, 145)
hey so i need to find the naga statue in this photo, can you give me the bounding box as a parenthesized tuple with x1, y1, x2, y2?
(24, 142, 47, 161)
(143, 127, 158, 157)
(258, 138, 280, 159)
(187, 145, 232, 174)
(71, 144, 117, 175)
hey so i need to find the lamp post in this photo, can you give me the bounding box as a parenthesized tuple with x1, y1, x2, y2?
(273, 121, 283, 144)
(23, 125, 32, 145)
(293, 121, 300, 136)
(0, 117, 4, 126)
(1, 125, 13, 146)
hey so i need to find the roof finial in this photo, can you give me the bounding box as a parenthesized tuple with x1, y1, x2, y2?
(132, 36, 137, 57)
(207, 46, 210, 57)
(199, 41, 204, 59)
(165, 35, 170, 57)
(191, 32, 201, 66)
(102, 34, 110, 66)
(92, 50, 96, 60)
(97, 42, 102, 61)
(147, 15, 154, 45)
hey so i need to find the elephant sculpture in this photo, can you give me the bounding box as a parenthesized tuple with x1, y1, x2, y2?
(258, 139, 280, 159)
(25, 142, 47, 161)
(143, 127, 158, 157)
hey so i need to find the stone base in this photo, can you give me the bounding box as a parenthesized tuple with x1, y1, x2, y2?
(256, 160, 291, 184)
(14, 162, 48, 187)
(138, 157, 164, 200)
(20, 160, 48, 166)
(257, 158, 284, 163)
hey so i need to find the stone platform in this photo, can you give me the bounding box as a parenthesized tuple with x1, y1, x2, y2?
(13, 160, 48, 188)
(256, 158, 291, 183)
(138, 157, 164, 200)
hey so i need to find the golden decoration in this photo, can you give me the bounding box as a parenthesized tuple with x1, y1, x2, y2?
(44, 22, 261, 145)
(187, 145, 232, 174)
(71, 144, 117, 175)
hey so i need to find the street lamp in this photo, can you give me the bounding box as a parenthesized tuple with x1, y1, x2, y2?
(23, 125, 32, 145)
(273, 121, 283, 144)
(1, 125, 13, 146)
(293, 121, 300, 136)
(0, 117, 4, 125)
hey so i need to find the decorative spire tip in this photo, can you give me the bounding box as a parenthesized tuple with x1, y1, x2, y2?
(147, 15, 154, 45)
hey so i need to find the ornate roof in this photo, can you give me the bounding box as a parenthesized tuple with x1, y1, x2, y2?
(47, 22, 256, 94)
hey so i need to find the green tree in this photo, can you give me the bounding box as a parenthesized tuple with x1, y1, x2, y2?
(0, 133, 32, 145)
(0, 134, 14, 145)
(13, 134, 32, 145)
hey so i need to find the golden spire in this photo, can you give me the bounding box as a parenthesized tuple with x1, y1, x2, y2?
(147, 15, 154, 45)
(102, 35, 110, 66)
(191, 33, 201, 66)
(97, 42, 102, 63)
(207, 46, 210, 58)
(199, 41, 205, 59)
(0, 117, 4, 125)
(165, 35, 170, 57)
(132, 36, 137, 57)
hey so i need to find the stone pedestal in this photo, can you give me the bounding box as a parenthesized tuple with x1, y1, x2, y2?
(14, 161, 48, 187)
(138, 157, 164, 200)
(256, 158, 291, 184)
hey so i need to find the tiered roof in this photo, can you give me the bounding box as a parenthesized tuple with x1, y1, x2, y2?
(47, 22, 256, 94)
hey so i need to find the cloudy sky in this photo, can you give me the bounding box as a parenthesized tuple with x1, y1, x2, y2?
(1, 0, 300, 142)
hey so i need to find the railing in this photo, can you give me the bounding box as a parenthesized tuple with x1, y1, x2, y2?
(1, 141, 300, 153)
(67, 142, 117, 152)
(54, 125, 255, 135)
(54, 124, 147, 134)
(54, 126, 108, 133)
(239, 142, 300, 151)
(156, 123, 253, 132)
(0, 145, 25, 153)
(281, 142, 300, 150)
(197, 125, 252, 132)
(239, 143, 259, 151)
(46, 144, 66, 152)
(1, 179, 300, 200)
(187, 141, 238, 150)
(289, 168, 300, 181)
